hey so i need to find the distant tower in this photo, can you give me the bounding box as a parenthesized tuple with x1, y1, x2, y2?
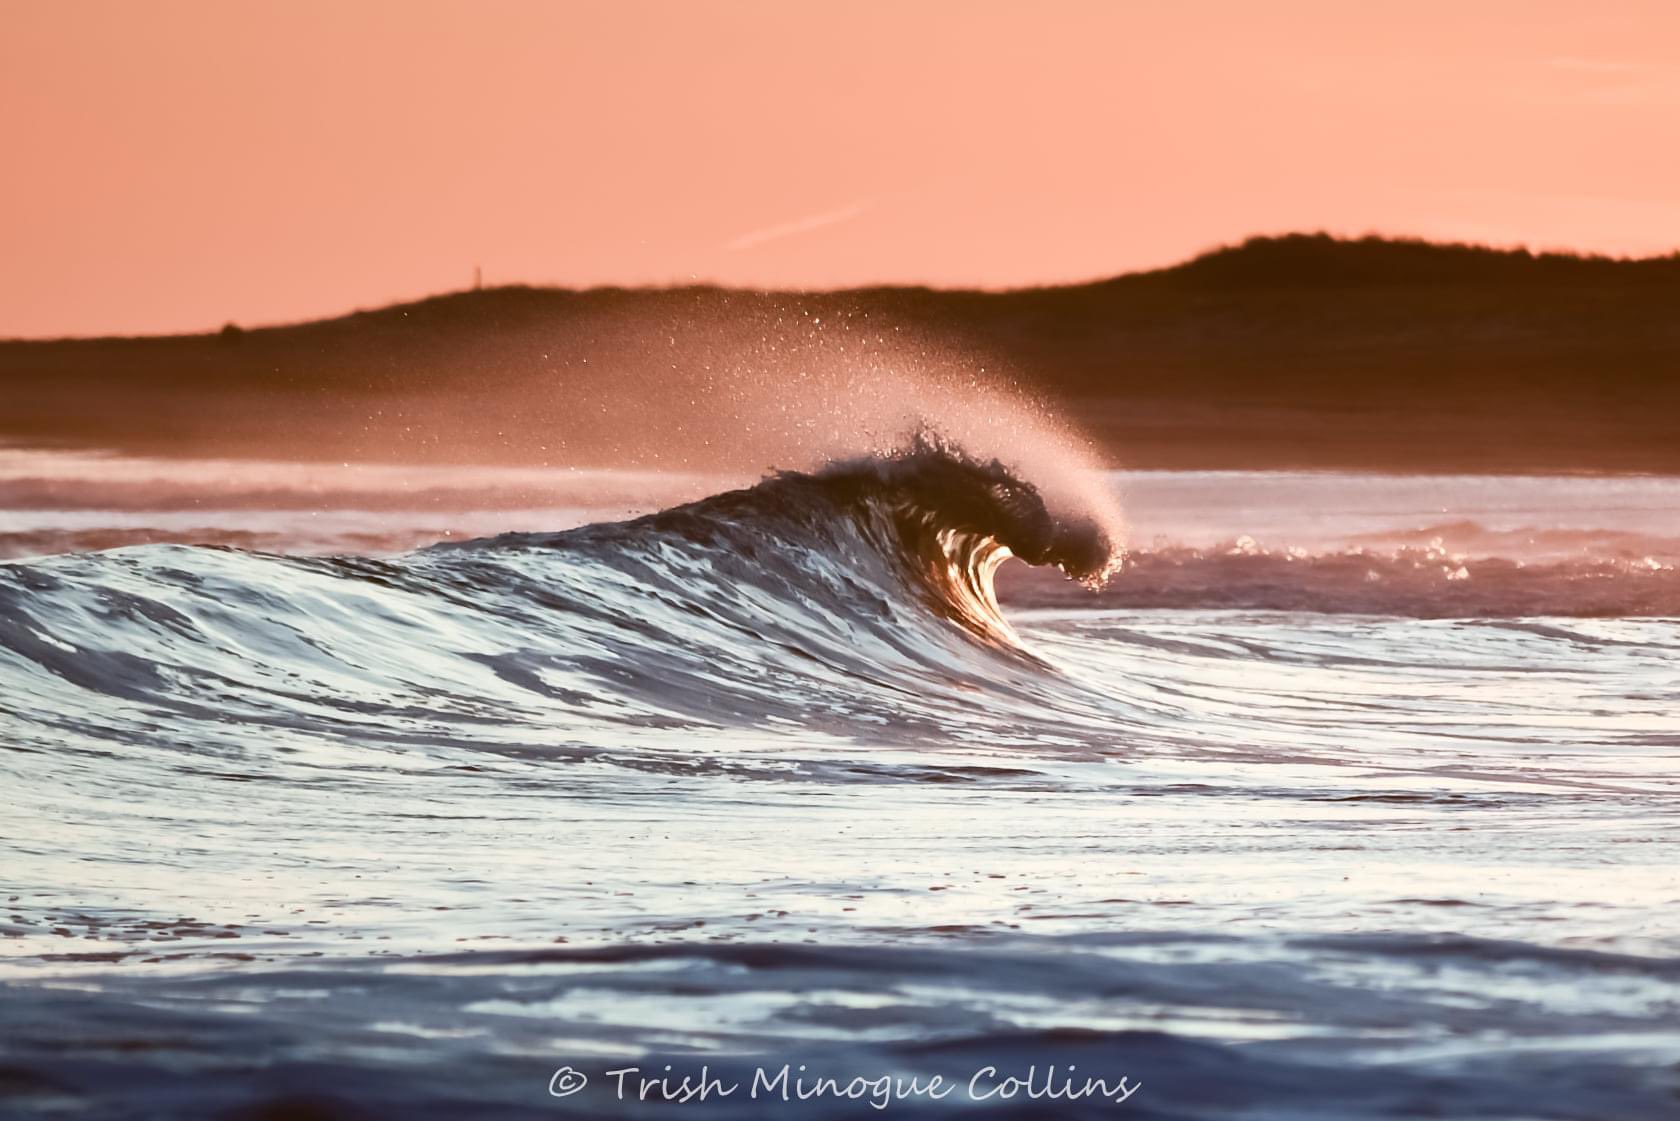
(473, 265, 483, 290)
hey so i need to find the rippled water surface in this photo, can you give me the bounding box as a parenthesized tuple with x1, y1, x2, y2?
(2, 458, 1677, 1119)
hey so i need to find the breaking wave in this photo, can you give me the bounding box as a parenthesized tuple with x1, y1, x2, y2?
(459, 444, 1121, 646)
(0, 445, 1126, 760)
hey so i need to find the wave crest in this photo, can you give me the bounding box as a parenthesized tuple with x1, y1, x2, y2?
(808, 444, 1119, 638)
(461, 440, 1120, 647)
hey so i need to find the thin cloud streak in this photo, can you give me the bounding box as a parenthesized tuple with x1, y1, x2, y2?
(725, 202, 869, 252)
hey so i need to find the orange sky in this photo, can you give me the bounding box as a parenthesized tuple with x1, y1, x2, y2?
(4, 0, 1679, 337)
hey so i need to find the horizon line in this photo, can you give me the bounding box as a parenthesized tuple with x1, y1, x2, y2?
(8, 229, 1680, 345)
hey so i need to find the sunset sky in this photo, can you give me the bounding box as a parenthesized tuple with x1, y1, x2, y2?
(4, 0, 1678, 337)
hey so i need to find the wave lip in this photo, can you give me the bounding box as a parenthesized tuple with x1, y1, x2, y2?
(801, 443, 1122, 638)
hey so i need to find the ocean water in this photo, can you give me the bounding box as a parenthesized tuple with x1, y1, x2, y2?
(1, 450, 1678, 1120)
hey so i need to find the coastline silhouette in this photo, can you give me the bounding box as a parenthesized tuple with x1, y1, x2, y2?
(5, 233, 1678, 474)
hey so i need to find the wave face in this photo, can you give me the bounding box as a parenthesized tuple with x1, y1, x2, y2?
(518, 445, 1122, 645)
(3, 451, 1679, 1121)
(0, 448, 1125, 771)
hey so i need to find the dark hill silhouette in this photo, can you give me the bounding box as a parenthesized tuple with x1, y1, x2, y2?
(5, 234, 1679, 473)
(1151, 232, 1680, 287)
